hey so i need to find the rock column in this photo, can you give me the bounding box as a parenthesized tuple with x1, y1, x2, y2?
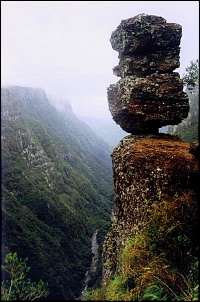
(107, 13, 189, 134)
(102, 14, 198, 285)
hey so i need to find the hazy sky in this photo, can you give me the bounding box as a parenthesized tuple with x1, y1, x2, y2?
(1, 1, 199, 118)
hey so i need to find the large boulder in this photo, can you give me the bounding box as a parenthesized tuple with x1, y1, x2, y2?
(107, 13, 189, 134)
(108, 73, 189, 133)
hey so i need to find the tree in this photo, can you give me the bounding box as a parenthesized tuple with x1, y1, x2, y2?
(168, 59, 199, 142)
(182, 59, 199, 92)
(1, 252, 49, 301)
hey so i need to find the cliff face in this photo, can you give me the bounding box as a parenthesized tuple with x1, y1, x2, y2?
(102, 134, 198, 284)
(107, 14, 189, 134)
(102, 14, 199, 285)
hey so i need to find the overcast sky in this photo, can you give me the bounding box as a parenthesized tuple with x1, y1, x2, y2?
(1, 1, 199, 118)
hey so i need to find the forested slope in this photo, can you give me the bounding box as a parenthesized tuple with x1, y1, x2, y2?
(1, 85, 114, 300)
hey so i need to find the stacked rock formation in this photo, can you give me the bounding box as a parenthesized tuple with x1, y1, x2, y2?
(107, 13, 189, 134)
(102, 14, 198, 286)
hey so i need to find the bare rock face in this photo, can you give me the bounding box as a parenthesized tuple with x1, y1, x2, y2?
(107, 13, 189, 134)
(108, 72, 189, 133)
(113, 47, 181, 77)
(102, 14, 198, 286)
(102, 134, 198, 285)
(110, 14, 182, 56)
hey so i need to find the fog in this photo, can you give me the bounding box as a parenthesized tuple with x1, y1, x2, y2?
(1, 1, 199, 118)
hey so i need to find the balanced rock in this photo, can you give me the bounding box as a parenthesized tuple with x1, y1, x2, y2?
(108, 14, 189, 134)
(108, 72, 189, 134)
(113, 47, 180, 77)
(102, 14, 198, 288)
(110, 14, 182, 56)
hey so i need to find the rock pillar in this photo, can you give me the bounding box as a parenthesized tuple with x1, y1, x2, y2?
(102, 14, 198, 285)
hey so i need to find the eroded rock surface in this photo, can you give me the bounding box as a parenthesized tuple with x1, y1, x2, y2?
(107, 14, 189, 134)
(108, 72, 189, 133)
(110, 14, 182, 56)
(102, 14, 198, 286)
(102, 134, 198, 284)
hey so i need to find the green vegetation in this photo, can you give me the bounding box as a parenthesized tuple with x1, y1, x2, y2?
(182, 59, 199, 91)
(168, 59, 199, 143)
(1, 252, 49, 301)
(1, 86, 114, 299)
(2, 58, 198, 300)
(171, 88, 199, 143)
(84, 191, 198, 301)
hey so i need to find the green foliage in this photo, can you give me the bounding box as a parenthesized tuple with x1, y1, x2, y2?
(84, 287, 106, 301)
(182, 59, 199, 91)
(172, 90, 199, 143)
(1, 252, 49, 300)
(141, 285, 167, 300)
(173, 122, 198, 143)
(1, 86, 114, 299)
(85, 192, 198, 301)
(105, 276, 130, 301)
(168, 59, 199, 143)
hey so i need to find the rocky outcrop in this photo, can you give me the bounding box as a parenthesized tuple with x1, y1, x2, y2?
(110, 14, 182, 57)
(102, 134, 198, 284)
(102, 14, 198, 286)
(107, 14, 189, 134)
(108, 73, 189, 134)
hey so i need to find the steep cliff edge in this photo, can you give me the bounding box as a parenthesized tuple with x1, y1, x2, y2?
(102, 134, 198, 285)
(98, 14, 199, 300)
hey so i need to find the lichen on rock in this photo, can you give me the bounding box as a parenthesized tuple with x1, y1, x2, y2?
(107, 13, 189, 134)
(102, 14, 198, 286)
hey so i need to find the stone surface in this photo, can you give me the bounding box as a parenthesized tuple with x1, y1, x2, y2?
(102, 134, 199, 285)
(108, 72, 189, 133)
(102, 14, 197, 287)
(113, 47, 180, 77)
(110, 14, 182, 56)
(108, 13, 189, 134)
